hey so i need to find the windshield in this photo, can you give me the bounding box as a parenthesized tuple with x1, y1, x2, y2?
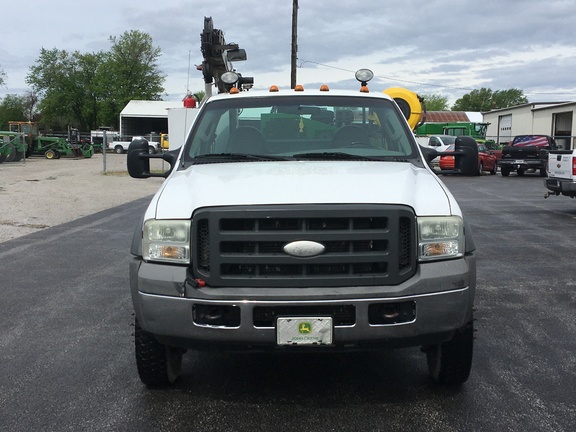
(182, 95, 417, 163)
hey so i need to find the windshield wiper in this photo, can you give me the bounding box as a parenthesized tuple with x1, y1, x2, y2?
(192, 153, 290, 163)
(292, 152, 381, 161)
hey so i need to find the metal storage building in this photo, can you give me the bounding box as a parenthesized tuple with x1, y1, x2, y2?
(119, 100, 183, 140)
(483, 102, 576, 149)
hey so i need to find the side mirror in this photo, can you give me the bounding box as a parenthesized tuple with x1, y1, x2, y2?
(127, 138, 150, 178)
(454, 136, 479, 176)
(127, 138, 178, 179)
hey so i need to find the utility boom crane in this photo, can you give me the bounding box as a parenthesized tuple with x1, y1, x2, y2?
(200, 17, 253, 98)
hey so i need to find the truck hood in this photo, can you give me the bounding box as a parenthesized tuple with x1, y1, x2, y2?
(148, 161, 458, 219)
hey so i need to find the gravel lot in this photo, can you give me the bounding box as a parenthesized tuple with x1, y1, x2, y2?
(0, 153, 166, 243)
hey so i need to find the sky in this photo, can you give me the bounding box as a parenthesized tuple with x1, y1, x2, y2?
(2, 0, 576, 107)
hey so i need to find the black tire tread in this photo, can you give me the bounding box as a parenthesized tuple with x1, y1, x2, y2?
(134, 318, 181, 387)
(427, 321, 474, 386)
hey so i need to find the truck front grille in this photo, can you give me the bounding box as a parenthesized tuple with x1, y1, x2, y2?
(192, 205, 416, 287)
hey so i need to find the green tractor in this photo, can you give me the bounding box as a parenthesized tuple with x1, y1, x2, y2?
(8, 122, 94, 159)
(0, 131, 27, 164)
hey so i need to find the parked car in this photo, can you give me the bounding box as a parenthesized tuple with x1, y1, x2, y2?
(428, 135, 457, 152)
(482, 140, 503, 161)
(440, 143, 498, 175)
(428, 135, 457, 167)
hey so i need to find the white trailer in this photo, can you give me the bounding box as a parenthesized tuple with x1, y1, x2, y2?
(167, 107, 200, 151)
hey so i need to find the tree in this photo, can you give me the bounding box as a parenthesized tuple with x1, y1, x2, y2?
(193, 91, 206, 103)
(98, 30, 165, 128)
(452, 88, 528, 111)
(25, 30, 165, 131)
(26, 48, 105, 131)
(23, 90, 39, 121)
(491, 89, 528, 110)
(0, 94, 27, 129)
(421, 93, 449, 111)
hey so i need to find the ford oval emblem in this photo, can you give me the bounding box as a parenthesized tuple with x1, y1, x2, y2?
(283, 240, 325, 257)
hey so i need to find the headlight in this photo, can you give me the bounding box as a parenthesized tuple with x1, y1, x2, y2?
(143, 220, 191, 264)
(418, 216, 464, 261)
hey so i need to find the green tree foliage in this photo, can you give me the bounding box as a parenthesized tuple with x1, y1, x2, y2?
(491, 89, 528, 109)
(0, 94, 27, 129)
(27, 48, 105, 131)
(421, 93, 449, 111)
(451, 88, 528, 111)
(194, 91, 206, 103)
(98, 30, 165, 127)
(25, 30, 165, 131)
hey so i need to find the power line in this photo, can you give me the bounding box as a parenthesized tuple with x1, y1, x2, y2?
(297, 59, 476, 91)
(297, 59, 576, 96)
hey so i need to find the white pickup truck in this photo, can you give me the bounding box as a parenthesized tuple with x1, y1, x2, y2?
(111, 137, 161, 154)
(126, 69, 478, 388)
(544, 149, 576, 198)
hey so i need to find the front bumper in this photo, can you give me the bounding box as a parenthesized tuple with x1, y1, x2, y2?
(130, 255, 476, 350)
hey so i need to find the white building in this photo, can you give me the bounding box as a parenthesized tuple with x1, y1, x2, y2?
(119, 100, 183, 140)
(483, 102, 576, 150)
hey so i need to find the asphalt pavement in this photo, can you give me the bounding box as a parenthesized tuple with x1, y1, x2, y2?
(0, 172, 575, 432)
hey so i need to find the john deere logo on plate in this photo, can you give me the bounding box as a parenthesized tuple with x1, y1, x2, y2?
(298, 322, 312, 334)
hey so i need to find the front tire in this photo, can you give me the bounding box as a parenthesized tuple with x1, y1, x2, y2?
(45, 149, 57, 159)
(114, 145, 124, 154)
(501, 167, 510, 176)
(134, 318, 183, 387)
(425, 321, 474, 386)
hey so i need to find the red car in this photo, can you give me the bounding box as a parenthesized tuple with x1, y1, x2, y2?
(439, 143, 498, 175)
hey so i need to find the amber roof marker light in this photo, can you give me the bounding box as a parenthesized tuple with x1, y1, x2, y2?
(355, 69, 374, 93)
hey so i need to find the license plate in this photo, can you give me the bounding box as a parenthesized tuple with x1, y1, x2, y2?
(276, 317, 333, 346)
(513, 160, 525, 164)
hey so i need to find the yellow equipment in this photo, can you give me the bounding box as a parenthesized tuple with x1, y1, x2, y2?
(383, 87, 425, 131)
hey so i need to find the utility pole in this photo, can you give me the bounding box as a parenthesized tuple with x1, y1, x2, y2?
(291, 0, 298, 89)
